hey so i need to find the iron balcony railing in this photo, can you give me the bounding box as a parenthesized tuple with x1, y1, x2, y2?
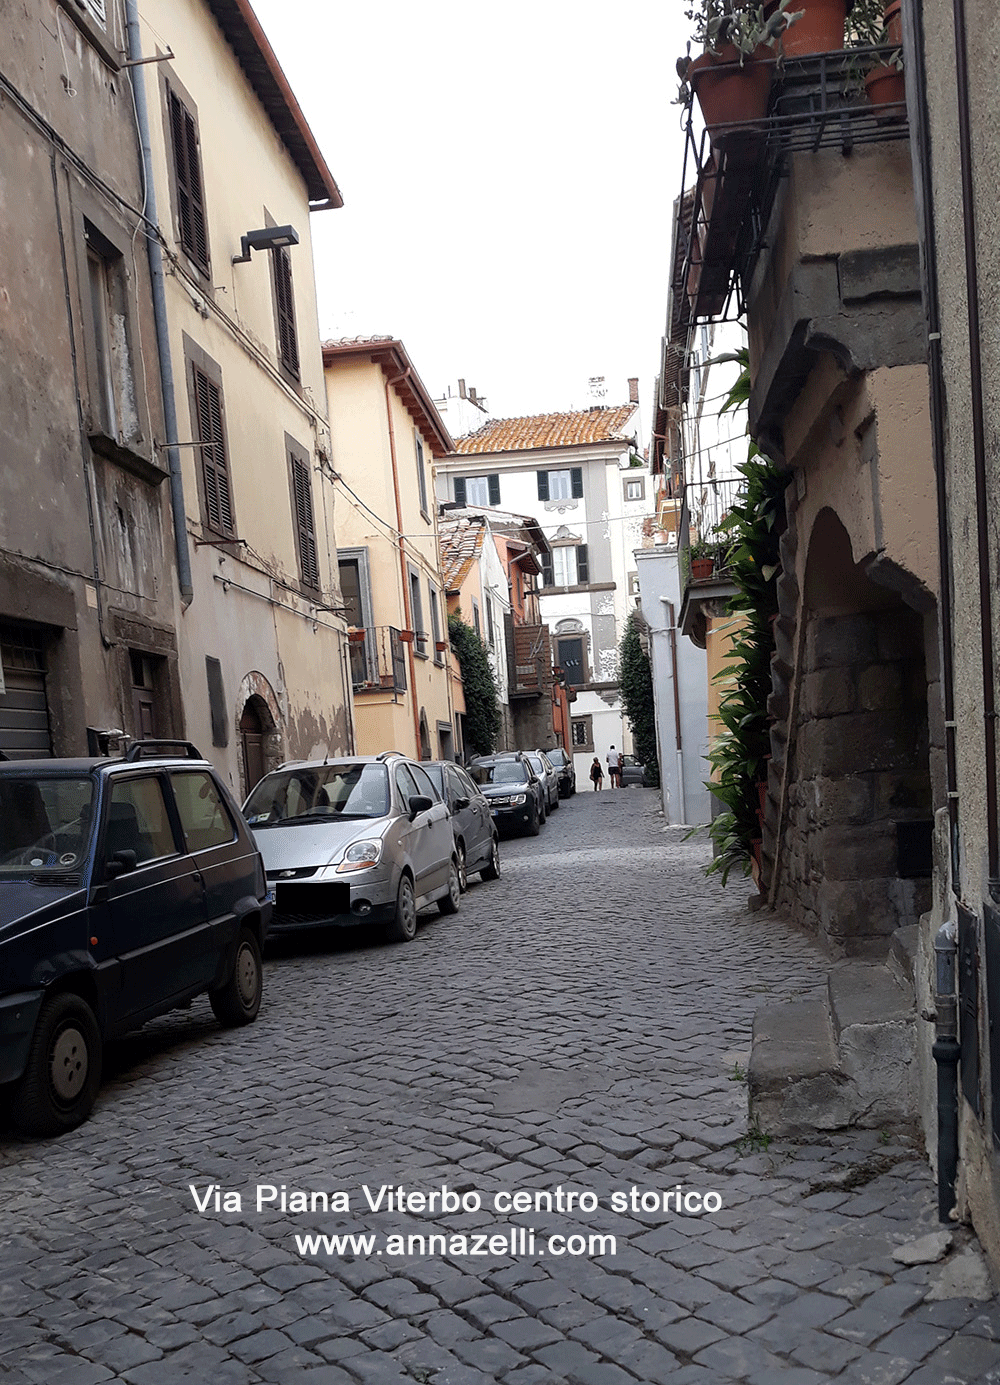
(678, 474, 745, 586)
(348, 625, 407, 694)
(675, 45, 911, 327)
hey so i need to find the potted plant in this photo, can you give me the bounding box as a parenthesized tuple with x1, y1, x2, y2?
(845, 0, 905, 118)
(677, 1, 795, 148)
(689, 537, 716, 581)
(776, 0, 852, 56)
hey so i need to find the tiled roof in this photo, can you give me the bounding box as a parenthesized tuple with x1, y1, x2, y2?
(455, 404, 638, 456)
(438, 513, 486, 592)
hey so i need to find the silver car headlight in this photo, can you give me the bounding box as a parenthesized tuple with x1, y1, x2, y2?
(509, 794, 527, 806)
(336, 840, 383, 872)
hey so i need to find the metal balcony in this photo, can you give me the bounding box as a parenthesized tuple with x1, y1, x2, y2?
(348, 626, 407, 694)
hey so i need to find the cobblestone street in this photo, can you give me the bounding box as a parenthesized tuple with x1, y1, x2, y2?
(2, 787, 998, 1384)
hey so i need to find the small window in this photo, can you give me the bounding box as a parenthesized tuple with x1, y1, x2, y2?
(471, 597, 480, 636)
(415, 434, 429, 517)
(167, 87, 209, 273)
(454, 474, 500, 507)
(571, 716, 594, 752)
(429, 583, 443, 663)
(289, 450, 319, 589)
(107, 777, 177, 864)
(624, 476, 645, 502)
(171, 771, 236, 852)
(486, 598, 495, 647)
(550, 545, 589, 588)
(191, 365, 235, 536)
(409, 569, 426, 656)
(77, 0, 107, 24)
(272, 246, 299, 378)
(538, 468, 583, 502)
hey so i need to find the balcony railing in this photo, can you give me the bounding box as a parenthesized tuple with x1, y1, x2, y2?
(678, 476, 744, 586)
(348, 626, 407, 694)
(675, 46, 910, 326)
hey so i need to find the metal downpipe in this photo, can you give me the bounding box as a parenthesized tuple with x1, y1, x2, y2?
(124, 0, 193, 607)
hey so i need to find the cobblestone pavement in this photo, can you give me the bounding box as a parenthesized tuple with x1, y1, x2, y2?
(2, 788, 998, 1384)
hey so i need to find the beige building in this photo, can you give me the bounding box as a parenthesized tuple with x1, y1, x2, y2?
(323, 338, 457, 761)
(128, 0, 351, 797)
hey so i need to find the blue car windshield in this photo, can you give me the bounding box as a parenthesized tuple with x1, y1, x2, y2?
(0, 776, 96, 875)
(244, 763, 390, 825)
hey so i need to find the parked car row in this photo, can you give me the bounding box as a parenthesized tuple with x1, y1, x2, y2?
(466, 747, 577, 836)
(0, 741, 508, 1139)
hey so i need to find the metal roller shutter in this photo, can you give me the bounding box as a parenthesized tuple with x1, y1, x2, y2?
(0, 624, 53, 760)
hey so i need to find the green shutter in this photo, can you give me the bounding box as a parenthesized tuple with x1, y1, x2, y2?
(488, 473, 501, 506)
(576, 544, 589, 584)
(571, 467, 584, 498)
(537, 471, 550, 501)
(454, 476, 467, 506)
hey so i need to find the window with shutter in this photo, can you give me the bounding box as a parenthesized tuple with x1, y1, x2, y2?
(541, 549, 553, 586)
(290, 454, 319, 589)
(167, 89, 209, 272)
(192, 366, 234, 535)
(415, 434, 428, 516)
(272, 247, 299, 378)
(454, 477, 467, 506)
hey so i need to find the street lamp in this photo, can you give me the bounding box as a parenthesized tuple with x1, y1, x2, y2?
(232, 225, 299, 264)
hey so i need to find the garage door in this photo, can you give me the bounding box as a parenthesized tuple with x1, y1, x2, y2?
(0, 624, 52, 760)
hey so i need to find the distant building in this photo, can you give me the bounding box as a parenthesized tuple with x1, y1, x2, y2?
(435, 395, 654, 782)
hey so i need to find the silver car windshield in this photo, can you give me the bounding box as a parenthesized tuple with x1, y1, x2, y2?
(244, 763, 390, 825)
(0, 776, 96, 875)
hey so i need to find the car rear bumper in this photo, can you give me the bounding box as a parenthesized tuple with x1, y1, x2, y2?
(0, 989, 45, 1085)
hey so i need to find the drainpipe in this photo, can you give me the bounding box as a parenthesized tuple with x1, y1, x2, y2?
(933, 918, 960, 1222)
(907, 0, 964, 1222)
(383, 366, 422, 755)
(124, 0, 193, 607)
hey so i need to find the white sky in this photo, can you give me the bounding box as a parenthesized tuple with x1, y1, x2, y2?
(248, 0, 692, 426)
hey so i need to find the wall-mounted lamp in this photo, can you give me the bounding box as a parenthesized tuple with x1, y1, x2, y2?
(232, 225, 299, 264)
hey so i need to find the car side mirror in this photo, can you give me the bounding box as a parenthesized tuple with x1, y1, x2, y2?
(453, 795, 470, 811)
(407, 794, 433, 820)
(106, 848, 138, 878)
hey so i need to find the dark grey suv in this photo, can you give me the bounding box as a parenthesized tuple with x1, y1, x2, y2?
(0, 742, 271, 1136)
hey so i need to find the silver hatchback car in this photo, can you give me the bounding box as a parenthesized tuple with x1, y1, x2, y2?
(243, 754, 460, 942)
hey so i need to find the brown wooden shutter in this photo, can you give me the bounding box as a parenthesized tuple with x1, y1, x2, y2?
(168, 89, 208, 272)
(192, 366, 234, 534)
(273, 247, 299, 377)
(291, 455, 319, 588)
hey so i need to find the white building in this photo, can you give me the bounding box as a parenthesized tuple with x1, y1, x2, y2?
(435, 396, 655, 784)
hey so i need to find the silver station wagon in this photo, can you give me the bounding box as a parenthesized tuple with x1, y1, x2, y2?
(243, 753, 460, 943)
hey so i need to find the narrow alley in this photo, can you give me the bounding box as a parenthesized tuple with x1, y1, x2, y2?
(2, 789, 997, 1383)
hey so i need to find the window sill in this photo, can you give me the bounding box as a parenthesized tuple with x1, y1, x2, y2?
(89, 433, 168, 487)
(57, 0, 122, 69)
(541, 581, 615, 596)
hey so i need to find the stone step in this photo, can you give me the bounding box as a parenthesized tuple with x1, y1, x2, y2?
(748, 961, 919, 1137)
(748, 1000, 857, 1137)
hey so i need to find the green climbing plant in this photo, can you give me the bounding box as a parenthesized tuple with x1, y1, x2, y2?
(448, 611, 501, 757)
(619, 611, 660, 788)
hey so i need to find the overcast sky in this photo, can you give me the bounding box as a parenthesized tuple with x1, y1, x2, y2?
(248, 0, 692, 425)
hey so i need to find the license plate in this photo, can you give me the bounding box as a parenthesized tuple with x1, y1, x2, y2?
(491, 809, 500, 817)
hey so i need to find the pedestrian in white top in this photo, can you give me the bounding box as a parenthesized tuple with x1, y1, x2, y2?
(607, 745, 622, 789)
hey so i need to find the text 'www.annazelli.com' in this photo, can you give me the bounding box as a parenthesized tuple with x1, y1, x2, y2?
(293, 1228, 616, 1259)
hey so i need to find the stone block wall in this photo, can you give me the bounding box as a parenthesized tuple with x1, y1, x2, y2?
(776, 605, 932, 955)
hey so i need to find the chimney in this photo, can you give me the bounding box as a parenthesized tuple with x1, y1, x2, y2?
(458, 379, 467, 399)
(469, 387, 478, 404)
(628, 377, 639, 404)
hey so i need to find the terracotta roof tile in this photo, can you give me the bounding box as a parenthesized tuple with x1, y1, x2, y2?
(455, 404, 638, 455)
(438, 513, 486, 592)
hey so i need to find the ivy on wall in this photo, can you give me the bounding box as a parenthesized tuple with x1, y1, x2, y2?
(448, 611, 501, 757)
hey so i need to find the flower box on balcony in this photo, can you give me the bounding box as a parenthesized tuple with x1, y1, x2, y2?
(435, 640, 448, 652)
(397, 630, 415, 643)
(688, 43, 774, 152)
(691, 557, 715, 581)
(347, 629, 366, 644)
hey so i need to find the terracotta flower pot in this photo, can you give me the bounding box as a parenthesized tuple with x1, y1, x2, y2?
(435, 640, 448, 652)
(397, 630, 415, 643)
(347, 629, 366, 644)
(780, 0, 848, 56)
(865, 63, 906, 122)
(688, 43, 774, 150)
(884, 0, 903, 45)
(691, 557, 714, 581)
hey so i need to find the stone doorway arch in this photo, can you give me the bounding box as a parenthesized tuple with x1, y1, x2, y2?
(236, 673, 283, 798)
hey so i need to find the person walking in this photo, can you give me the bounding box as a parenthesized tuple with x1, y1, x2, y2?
(590, 757, 604, 791)
(606, 745, 622, 789)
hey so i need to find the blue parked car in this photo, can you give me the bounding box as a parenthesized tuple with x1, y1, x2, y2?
(0, 742, 270, 1136)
